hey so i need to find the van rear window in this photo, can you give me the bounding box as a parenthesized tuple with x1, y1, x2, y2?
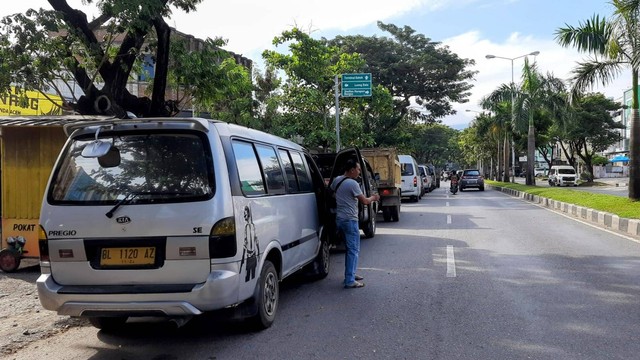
(401, 163, 414, 176)
(49, 132, 214, 204)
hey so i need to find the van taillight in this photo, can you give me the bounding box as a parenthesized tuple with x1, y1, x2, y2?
(413, 176, 417, 187)
(38, 225, 49, 262)
(209, 217, 237, 258)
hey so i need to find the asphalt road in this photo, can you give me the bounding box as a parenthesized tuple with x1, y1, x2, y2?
(12, 186, 640, 360)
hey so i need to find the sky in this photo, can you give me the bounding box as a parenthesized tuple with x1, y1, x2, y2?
(2, 0, 631, 129)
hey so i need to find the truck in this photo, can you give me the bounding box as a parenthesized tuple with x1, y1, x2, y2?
(359, 148, 402, 222)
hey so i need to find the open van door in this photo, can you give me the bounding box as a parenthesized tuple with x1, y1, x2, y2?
(328, 147, 378, 239)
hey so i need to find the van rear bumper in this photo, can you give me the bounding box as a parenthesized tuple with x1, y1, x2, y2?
(37, 269, 240, 317)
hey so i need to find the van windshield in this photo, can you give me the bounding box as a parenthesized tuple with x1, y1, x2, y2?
(558, 169, 576, 174)
(48, 131, 214, 205)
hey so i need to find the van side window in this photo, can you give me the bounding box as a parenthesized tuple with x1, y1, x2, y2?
(256, 144, 286, 195)
(291, 152, 313, 192)
(279, 149, 299, 192)
(232, 140, 266, 196)
(401, 163, 414, 176)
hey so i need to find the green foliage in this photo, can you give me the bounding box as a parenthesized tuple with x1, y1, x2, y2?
(410, 123, 459, 168)
(329, 22, 476, 123)
(592, 154, 609, 166)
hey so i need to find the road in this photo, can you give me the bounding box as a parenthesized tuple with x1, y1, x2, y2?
(10, 185, 640, 360)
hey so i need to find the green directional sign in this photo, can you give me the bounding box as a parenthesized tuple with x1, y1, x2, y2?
(341, 73, 372, 97)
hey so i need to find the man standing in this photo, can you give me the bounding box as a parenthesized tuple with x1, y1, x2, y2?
(331, 158, 379, 289)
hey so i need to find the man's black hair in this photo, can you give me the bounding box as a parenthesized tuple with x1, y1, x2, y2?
(343, 158, 358, 173)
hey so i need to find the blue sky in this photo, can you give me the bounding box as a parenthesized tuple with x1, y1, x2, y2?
(3, 1, 630, 128)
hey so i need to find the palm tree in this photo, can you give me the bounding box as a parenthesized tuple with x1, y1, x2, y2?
(555, 1, 640, 199)
(480, 94, 512, 181)
(515, 59, 567, 185)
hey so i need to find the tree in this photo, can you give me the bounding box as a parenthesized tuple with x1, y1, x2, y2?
(0, 0, 203, 117)
(410, 123, 459, 168)
(560, 93, 624, 181)
(328, 22, 476, 123)
(517, 59, 566, 185)
(263, 28, 394, 150)
(555, 1, 640, 199)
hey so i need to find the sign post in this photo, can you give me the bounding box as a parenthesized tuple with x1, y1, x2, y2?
(334, 73, 373, 151)
(341, 73, 372, 97)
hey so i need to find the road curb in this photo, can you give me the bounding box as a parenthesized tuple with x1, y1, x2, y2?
(488, 185, 640, 239)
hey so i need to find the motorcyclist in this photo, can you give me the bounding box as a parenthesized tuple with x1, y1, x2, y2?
(449, 170, 459, 194)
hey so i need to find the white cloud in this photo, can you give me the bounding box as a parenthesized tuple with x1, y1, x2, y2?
(168, 0, 429, 60)
(441, 30, 632, 129)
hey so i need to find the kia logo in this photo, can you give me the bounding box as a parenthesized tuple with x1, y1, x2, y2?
(116, 216, 131, 224)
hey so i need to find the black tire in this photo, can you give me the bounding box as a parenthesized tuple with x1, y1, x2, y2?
(363, 208, 376, 238)
(309, 238, 330, 279)
(391, 205, 400, 222)
(480, 186, 485, 191)
(459, 187, 464, 192)
(0, 249, 21, 273)
(249, 260, 279, 329)
(89, 317, 127, 331)
(382, 207, 391, 222)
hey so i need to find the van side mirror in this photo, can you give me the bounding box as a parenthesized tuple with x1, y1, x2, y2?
(374, 173, 380, 181)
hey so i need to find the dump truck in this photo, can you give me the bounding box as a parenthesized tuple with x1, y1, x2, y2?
(359, 148, 401, 222)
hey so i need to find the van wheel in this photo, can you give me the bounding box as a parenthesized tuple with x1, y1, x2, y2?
(0, 249, 21, 273)
(89, 317, 127, 331)
(309, 238, 330, 279)
(391, 205, 400, 222)
(249, 260, 279, 329)
(363, 209, 376, 238)
(382, 207, 391, 222)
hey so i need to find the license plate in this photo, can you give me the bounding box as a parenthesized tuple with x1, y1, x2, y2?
(100, 247, 156, 266)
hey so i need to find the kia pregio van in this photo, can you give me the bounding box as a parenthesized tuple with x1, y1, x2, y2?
(37, 117, 330, 330)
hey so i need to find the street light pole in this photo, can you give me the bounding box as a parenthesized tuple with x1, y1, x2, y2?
(486, 51, 540, 183)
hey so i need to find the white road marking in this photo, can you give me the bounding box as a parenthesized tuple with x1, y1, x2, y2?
(446, 202, 450, 207)
(447, 215, 452, 224)
(446, 245, 456, 277)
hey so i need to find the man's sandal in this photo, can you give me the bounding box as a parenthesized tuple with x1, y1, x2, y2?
(344, 281, 365, 289)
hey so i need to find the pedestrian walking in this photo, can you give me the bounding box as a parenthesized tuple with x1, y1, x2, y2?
(330, 158, 379, 288)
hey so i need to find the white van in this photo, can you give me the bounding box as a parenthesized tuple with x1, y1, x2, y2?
(37, 117, 330, 330)
(548, 165, 578, 187)
(398, 155, 422, 201)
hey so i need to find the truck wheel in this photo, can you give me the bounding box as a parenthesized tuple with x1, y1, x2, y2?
(391, 205, 400, 222)
(0, 249, 21, 273)
(363, 208, 376, 238)
(382, 207, 391, 222)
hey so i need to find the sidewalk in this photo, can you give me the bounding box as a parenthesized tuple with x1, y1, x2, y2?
(595, 177, 628, 187)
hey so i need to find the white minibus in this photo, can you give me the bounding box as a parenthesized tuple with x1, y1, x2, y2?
(37, 117, 330, 330)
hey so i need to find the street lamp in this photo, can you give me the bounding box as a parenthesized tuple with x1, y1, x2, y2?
(485, 51, 540, 183)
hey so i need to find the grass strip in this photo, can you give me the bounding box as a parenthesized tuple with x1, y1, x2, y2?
(486, 180, 640, 219)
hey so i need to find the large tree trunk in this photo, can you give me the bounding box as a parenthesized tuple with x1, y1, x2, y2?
(527, 120, 536, 186)
(502, 135, 509, 182)
(629, 70, 639, 200)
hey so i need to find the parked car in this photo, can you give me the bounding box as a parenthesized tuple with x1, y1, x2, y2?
(418, 165, 432, 196)
(426, 164, 439, 190)
(548, 165, 578, 187)
(399, 155, 423, 201)
(459, 169, 485, 191)
(534, 168, 548, 177)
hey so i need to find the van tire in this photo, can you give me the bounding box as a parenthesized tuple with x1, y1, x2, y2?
(363, 209, 376, 238)
(309, 238, 330, 279)
(248, 260, 279, 329)
(89, 316, 127, 331)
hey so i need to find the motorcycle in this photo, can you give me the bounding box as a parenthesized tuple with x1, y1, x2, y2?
(450, 177, 459, 195)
